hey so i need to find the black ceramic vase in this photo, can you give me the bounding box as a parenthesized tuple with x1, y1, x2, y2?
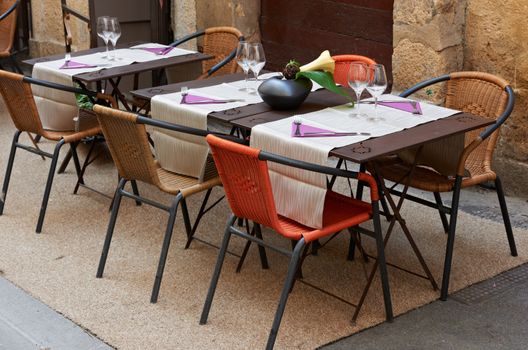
(257, 76, 313, 110)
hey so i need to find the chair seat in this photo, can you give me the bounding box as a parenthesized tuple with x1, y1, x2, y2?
(156, 156, 221, 196)
(276, 191, 373, 243)
(372, 156, 497, 193)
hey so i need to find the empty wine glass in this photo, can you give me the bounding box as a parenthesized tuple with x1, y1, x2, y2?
(235, 41, 251, 92)
(249, 43, 266, 81)
(107, 17, 121, 60)
(96, 16, 111, 59)
(366, 64, 388, 121)
(347, 62, 369, 118)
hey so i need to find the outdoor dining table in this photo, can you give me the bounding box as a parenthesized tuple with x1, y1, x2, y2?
(23, 42, 213, 111)
(131, 73, 494, 306)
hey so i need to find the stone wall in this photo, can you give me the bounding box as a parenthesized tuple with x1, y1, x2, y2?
(30, 0, 89, 57)
(464, 0, 528, 196)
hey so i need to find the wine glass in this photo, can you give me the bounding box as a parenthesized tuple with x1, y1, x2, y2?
(347, 62, 369, 118)
(249, 43, 266, 81)
(235, 41, 251, 92)
(107, 17, 121, 60)
(97, 16, 111, 59)
(366, 64, 388, 121)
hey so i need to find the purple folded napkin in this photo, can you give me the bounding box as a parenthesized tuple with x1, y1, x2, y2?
(180, 93, 230, 105)
(140, 47, 174, 55)
(59, 60, 97, 69)
(378, 101, 422, 114)
(290, 121, 340, 137)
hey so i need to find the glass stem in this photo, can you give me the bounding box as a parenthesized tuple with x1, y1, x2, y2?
(244, 70, 249, 90)
(356, 91, 361, 114)
(105, 42, 109, 58)
(374, 97, 378, 109)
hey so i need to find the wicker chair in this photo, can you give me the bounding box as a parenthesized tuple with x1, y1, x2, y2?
(0, 0, 22, 73)
(370, 71, 518, 301)
(200, 135, 393, 350)
(93, 105, 223, 303)
(0, 70, 110, 233)
(170, 26, 244, 79)
(332, 54, 376, 86)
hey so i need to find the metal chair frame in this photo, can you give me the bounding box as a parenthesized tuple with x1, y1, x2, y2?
(0, 74, 110, 233)
(199, 136, 393, 350)
(375, 73, 518, 300)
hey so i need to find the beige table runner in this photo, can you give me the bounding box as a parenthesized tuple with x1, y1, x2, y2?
(250, 94, 460, 228)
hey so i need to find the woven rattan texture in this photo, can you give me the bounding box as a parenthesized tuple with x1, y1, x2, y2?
(94, 106, 161, 187)
(0, 70, 44, 134)
(445, 73, 508, 182)
(332, 55, 377, 86)
(0, 0, 17, 56)
(202, 26, 243, 76)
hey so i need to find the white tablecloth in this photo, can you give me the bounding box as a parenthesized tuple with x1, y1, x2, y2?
(250, 94, 460, 228)
(31, 44, 195, 131)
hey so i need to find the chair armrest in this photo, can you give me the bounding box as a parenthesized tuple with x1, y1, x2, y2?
(170, 30, 205, 47)
(0, 1, 18, 21)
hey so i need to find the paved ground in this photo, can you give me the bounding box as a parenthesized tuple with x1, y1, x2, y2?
(321, 186, 528, 349)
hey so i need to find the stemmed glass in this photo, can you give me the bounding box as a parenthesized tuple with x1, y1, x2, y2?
(96, 16, 111, 59)
(249, 43, 266, 81)
(347, 62, 369, 118)
(107, 17, 121, 61)
(366, 64, 388, 121)
(235, 41, 252, 92)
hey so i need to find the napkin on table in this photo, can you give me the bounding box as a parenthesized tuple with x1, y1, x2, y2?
(59, 60, 97, 69)
(378, 101, 422, 114)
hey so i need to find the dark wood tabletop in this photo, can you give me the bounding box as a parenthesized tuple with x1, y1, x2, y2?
(23, 43, 212, 83)
(130, 74, 493, 163)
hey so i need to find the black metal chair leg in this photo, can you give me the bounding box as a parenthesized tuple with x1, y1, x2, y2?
(356, 163, 366, 200)
(266, 238, 306, 350)
(150, 194, 182, 303)
(96, 178, 127, 278)
(433, 192, 449, 233)
(254, 223, 269, 269)
(236, 221, 255, 273)
(200, 215, 237, 324)
(185, 188, 212, 249)
(180, 198, 193, 242)
(130, 180, 141, 206)
(36, 140, 65, 233)
(495, 177, 518, 256)
(57, 149, 72, 174)
(440, 176, 462, 301)
(0, 131, 22, 215)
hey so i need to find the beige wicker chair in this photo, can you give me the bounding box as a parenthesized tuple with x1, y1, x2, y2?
(93, 105, 222, 303)
(0, 70, 110, 233)
(170, 26, 244, 79)
(370, 71, 518, 301)
(0, 0, 22, 73)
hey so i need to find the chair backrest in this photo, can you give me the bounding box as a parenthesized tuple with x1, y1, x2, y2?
(206, 134, 283, 231)
(0, 70, 44, 134)
(202, 26, 243, 76)
(332, 54, 376, 86)
(93, 105, 162, 186)
(0, 0, 18, 55)
(445, 72, 511, 175)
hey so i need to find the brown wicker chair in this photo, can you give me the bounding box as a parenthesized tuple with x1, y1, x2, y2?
(370, 71, 518, 301)
(170, 26, 244, 79)
(0, 70, 111, 233)
(93, 105, 222, 303)
(0, 0, 22, 73)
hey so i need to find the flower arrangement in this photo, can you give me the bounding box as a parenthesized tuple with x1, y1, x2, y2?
(282, 50, 351, 102)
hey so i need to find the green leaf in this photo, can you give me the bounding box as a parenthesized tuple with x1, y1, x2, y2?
(295, 70, 353, 104)
(74, 83, 94, 111)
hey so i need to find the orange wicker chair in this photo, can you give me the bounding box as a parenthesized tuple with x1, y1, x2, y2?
(332, 54, 376, 86)
(170, 26, 244, 79)
(0, 70, 110, 233)
(200, 135, 393, 350)
(93, 105, 223, 303)
(0, 0, 22, 73)
(371, 71, 518, 301)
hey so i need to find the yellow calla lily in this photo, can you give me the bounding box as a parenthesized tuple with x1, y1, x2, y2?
(299, 50, 335, 74)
